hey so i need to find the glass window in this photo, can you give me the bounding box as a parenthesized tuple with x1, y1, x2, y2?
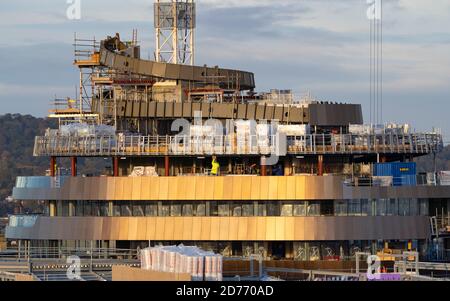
(334, 200, 347, 216)
(419, 199, 429, 216)
(361, 199, 369, 216)
(182, 204, 193, 216)
(387, 199, 398, 216)
(368, 199, 376, 216)
(267, 202, 280, 216)
(84, 201, 92, 216)
(113, 202, 121, 217)
(410, 199, 418, 216)
(257, 203, 267, 216)
(76, 200, 84, 216)
(62, 202, 69, 217)
(100, 202, 110, 217)
(281, 203, 293, 216)
(158, 202, 170, 217)
(231, 203, 242, 217)
(92, 201, 100, 217)
(293, 202, 306, 216)
(377, 199, 387, 216)
(348, 200, 361, 216)
(398, 199, 410, 216)
(133, 203, 145, 216)
(242, 203, 254, 217)
(170, 203, 182, 217)
(307, 201, 320, 216)
(121, 202, 132, 216)
(195, 203, 206, 217)
(145, 203, 158, 216)
(218, 203, 230, 217)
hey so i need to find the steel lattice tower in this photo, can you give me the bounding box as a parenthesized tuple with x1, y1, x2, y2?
(154, 0, 196, 65)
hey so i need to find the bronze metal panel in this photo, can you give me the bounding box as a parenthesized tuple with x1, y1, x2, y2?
(265, 105, 275, 120)
(200, 217, 211, 241)
(219, 217, 230, 241)
(277, 177, 287, 200)
(284, 217, 295, 241)
(274, 106, 283, 121)
(237, 104, 247, 119)
(232, 177, 242, 200)
(210, 218, 220, 241)
(97, 177, 108, 202)
(174, 217, 184, 240)
(204, 177, 215, 200)
(247, 218, 257, 241)
(228, 217, 239, 241)
(275, 218, 285, 241)
(184, 177, 196, 200)
(179, 65, 194, 81)
(155, 218, 165, 240)
(102, 218, 112, 241)
(259, 177, 269, 200)
(191, 217, 202, 241)
(201, 103, 211, 119)
(156, 102, 165, 117)
(241, 177, 252, 200)
(138, 60, 153, 75)
(164, 218, 175, 241)
(182, 217, 193, 241)
(131, 177, 142, 200)
(250, 177, 261, 200)
(118, 218, 129, 240)
(159, 178, 169, 200)
(222, 177, 233, 200)
(195, 177, 205, 200)
(125, 100, 133, 117)
(165, 64, 180, 79)
(168, 177, 178, 200)
(110, 217, 121, 240)
(268, 178, 278, 200)
(122, 178, 133, 200)
(140, 102, 148, 118)
(211, 103, 234, 119)
(246, 104, 256, 120)
(152, 62, 166, 78)
(128, 218, 138, 241)
(132, 101, 141, 118)
(304, 217, 316, 241)
(286, 177, 296, 200)
(165, 101, 174, 118)
(293, 216, 305, 240)
(148, 102, 156, 117)
(135, 218, 148, 241)
(255, 104, 265, 120)
(173, 103, 183, 117)
(182, 102, 192, 118)
(146, 218, 156, 239)
(266, 217, 277, 241)
(238, 218, 248, 241)
(192, 103, 201, 117)
(149, 177, 160, 201)
(140, 177, 151, 200)
(89, 178, 100, 200)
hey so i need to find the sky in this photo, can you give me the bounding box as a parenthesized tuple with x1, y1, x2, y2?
(0, 0, 449, 141)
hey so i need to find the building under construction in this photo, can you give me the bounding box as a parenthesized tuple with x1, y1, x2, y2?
(4, 0, 450, 267)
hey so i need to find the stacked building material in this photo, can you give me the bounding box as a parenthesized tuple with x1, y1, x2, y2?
(140, 245, 223, 281)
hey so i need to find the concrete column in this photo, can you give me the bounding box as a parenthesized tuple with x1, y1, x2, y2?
(71, 157, 77, 177)
(165, 155, 170, 177)
(113, 157, 119, 177)
(50, 156, 56, 177)
(318, 155, 324, 176)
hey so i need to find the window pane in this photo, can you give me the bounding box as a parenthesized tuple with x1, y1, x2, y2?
(231, 203, 242, 217)
(281, 204, 293, 216)
(361, 199, 369, 216)
(377, 199, 387, 216)
(113, 202, 121, 217)
(133, 204, 145, 217)
(145, 203, 158, 216)
(242, 203, 254, 217)
(398, 199, 410, 216)
(257, 203, 266, 216)
(100, 202, 109, 216)
(387, 199, 398, 216)
(293, 202, 306, 216)
(348, 200, 361, 216)
(218, 203, 230, 217)
(171, 203, 182, 217)
(195, 203, 206, 216)
(307, 201, 320, 216)
(410, 199, 418, 216)
(334, 200, 347, 216)
(419, 199, 429, 216)
(159, 202, 170, 217)
(267, 202, 280, 216)
(182, 204, 193, 216)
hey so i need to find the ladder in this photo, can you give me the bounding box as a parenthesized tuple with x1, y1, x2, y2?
(430, 216, 438, 238)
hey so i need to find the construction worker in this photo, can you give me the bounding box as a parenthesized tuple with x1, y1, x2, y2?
(211, 156, 220, 176)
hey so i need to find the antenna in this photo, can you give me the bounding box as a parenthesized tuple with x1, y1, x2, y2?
(154, 0, 196, 65)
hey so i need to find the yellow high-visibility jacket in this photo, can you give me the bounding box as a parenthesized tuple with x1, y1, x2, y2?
(211, 159, 220, 175)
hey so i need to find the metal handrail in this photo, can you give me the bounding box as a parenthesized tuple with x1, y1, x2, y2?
(33, 133, 443, 157)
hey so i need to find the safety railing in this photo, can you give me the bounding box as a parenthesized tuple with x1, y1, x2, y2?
(33, 133, 443, 157)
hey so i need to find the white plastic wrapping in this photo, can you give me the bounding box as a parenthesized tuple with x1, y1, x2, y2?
(140, 245, 223, 281)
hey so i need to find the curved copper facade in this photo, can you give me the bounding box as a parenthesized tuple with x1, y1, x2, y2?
(5, 216, 430, 241)
(12, 175, 450, 202)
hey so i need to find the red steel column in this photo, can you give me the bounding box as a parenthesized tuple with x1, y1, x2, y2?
(50, 156, 56, 177)
(165, 156, 170, 177)
(260, 156, 267, 176)
(71, 157, 77, 177)
(318, 155, 324, 176)
(113, 157, 119, 177)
